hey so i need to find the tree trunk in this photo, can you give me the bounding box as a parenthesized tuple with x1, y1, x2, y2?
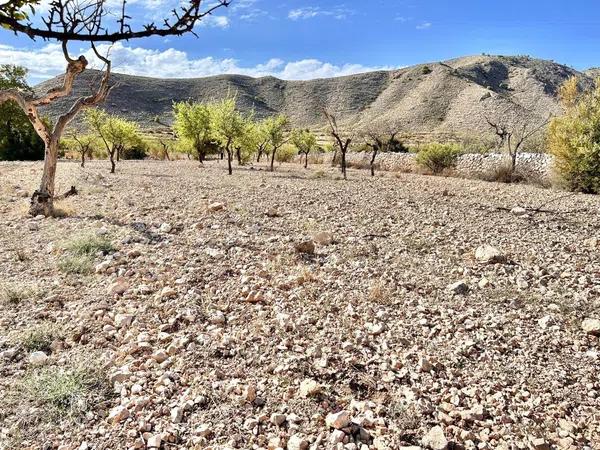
(116, 146, 121, 162)
(29, 139, 59, 217)
(236, 148, 242, 165)
(370, 149, 378, 177)
(257, 149, 263, 163)
(81, 151, 85, 168)
(110, 149, 116, 174)
(304, 152, 309, 169)
(510, 151, 517, 175)
(341, 148, 347, 180)
(227, 150, 233, 175)
(270, 148, 276, 172)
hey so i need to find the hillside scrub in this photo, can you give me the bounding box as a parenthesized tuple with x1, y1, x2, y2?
(548, 77, 600, 193)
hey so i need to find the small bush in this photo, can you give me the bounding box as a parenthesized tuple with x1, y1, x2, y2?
(23, 366, 111, 419)
(1, 284, 30, 305)
(415, 142, 463, 174)
(121, 143, 148, 160)
(64, 234, 114, 256)
(58, 255, 94, 274)
(422, 65, 432, 75)
(275, 144, 297, 163)
(21, 323, 61, 353)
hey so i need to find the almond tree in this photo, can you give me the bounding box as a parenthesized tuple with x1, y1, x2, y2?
(362, 118, 403, 176)
(291, 128, 317, 169)
(173, 101, 214, 163)
(211, 97, 246, 175)
(69, 134, 98, 168)
(85, 109, 142, 173)
(485, 105, 550, 176)
(324, 109, 352, 179)
(0, 0, 231, 216)
(264, 115, 289, 172)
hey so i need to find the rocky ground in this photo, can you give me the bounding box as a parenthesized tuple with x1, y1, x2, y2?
(0, 159, 599, 450)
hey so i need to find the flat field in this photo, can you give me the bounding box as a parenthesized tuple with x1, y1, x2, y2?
(1, 160, 599, 450)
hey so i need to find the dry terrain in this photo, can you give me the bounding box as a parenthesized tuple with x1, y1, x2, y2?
(1, 160, 599, 450)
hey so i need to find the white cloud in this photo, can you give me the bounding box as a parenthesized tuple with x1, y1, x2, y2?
(416, 22, 432, 30)
(288, 6, 354, 21)
(199, 15, 230, 28)
(0, 43, 392, 82)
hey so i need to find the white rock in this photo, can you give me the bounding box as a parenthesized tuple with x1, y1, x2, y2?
(160, 286, 177, 298)
(159, 223, 172, 233)
(299, 378, 321, 398)
(329, 429, 346, 445)
(29, 351, 49, 366)
(422, 426, 448, 450)
(147, 435, 162, 448)
(326, 411, 351, 429)
(475, 245, 506, 264)
(510, 207, 527, 216)
(582, 318, 600, 336)
(115, 314, 134, 329)
(287, 434, 309, 450)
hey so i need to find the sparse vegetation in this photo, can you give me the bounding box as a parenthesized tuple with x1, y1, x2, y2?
(1, 283, 32, 305)
(22, 365, 111, 420)
(20, 323, 62, 353)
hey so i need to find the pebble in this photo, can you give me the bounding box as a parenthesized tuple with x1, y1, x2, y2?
(326, 411, 351, 429)
(582, 318, 600, 336)
(29, 351, 49, 366)
(475, 244, 506, 264)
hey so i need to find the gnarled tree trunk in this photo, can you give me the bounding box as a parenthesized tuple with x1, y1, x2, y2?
(0, 44, 112, 216)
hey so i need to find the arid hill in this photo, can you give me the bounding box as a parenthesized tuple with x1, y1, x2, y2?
(36, 55, 595, 139)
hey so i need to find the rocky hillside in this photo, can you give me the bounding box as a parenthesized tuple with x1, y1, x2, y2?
(35, 55, 596, 138)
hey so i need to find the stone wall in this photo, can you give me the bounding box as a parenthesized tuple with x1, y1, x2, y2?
(309, 152, 553, 181)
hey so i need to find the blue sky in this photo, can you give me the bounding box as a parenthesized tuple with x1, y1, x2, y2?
(1, 0, 599, 81)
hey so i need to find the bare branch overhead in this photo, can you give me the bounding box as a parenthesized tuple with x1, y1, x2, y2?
(0, 0, 231, 42)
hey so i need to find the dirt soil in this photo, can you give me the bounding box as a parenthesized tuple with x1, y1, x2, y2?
(1, 160, 599, 450)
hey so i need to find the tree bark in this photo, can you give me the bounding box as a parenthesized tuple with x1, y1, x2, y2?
(81, 151, 85, 168)
(341, 147, 347, 180)
(370, 149, 378, 177)
(257, 149, 263, 162)
(304, 152, 309, 169)
(270, 148, 276, 172)
(30, 139, 59, 217)
(110, 149, 116, 174)
(226, 138, 233, 175)
(236, 148, 242, 165)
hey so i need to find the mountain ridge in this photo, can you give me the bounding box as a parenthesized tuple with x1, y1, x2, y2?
(35, 54, 596, 140)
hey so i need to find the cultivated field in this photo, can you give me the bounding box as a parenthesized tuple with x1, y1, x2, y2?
(1, 160, 599, 450)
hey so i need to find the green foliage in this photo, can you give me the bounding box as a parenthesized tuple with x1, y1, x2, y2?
(548, 79, 600, 193)
(85, 109, 142, 158)
(211, 97, 247, 150)
(0, 65, 46, 161)
(291, 128, 317, 154)
(173, 101, 215, 160)
(275, 144, 297, 163)
(415, 142, 463, 174)
(1, 284, 33, 305)
(422, 65, 432, 75)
